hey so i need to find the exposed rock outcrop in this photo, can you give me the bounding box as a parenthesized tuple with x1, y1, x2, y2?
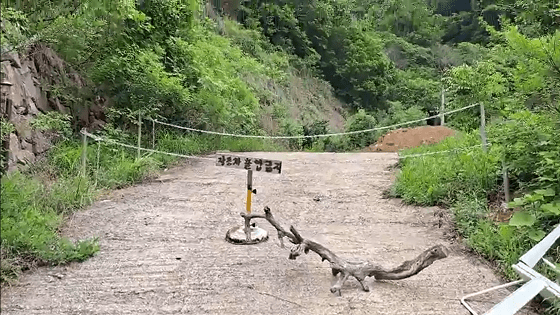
(1, 44, 107, 172)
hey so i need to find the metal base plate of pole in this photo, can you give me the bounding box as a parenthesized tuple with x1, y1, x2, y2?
(225, 224, 268, 245)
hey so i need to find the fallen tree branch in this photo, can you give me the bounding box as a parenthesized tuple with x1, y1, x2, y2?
(241, 206, 449, 296)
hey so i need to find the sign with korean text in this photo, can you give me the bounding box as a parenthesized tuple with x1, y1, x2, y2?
(216, 154, 282, 174)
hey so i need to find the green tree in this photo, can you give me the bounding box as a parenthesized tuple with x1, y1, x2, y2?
(326, 27, 397, 110)
(345, 109, 377, 148)
(374, 0, 445, 46)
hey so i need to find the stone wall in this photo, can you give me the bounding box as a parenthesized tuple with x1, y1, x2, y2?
(1, 44, 106, 172)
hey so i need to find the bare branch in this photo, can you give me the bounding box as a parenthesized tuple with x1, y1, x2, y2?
(242, 206, 449, 296)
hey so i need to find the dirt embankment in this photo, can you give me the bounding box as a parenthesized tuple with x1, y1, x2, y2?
(367, 126, 455, 152)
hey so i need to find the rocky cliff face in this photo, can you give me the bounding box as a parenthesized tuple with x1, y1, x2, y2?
(1, 44, 106, 171)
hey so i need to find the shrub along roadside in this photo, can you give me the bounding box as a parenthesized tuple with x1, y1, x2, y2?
(392, 112, 560, 313)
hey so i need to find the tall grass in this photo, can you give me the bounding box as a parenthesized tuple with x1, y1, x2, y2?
(1, 172, 99, 283)
(393, 132, 501, 206)
(450, 195, 531, 278)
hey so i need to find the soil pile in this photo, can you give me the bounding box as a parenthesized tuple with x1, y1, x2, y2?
(367, 125, 455, 152)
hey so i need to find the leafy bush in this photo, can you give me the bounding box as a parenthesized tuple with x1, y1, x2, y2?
(393, 113, 560, 303)
(376, 101, 426, 131)
(0, 118, 15, 139)
(0, 7, 29, 51)
(280, 119, 304, 150)
(444, 26, 560, 132)
(465, 217, 531, 279)
(29, 112, 72, 139)
(488, 111, 560, 192)
(345, 109, 377, 149)
(507, 189, 559, 241)
(452, 190, 559, 284)
(489, 111, 560, 285)
(180, 27, 264, 132)
(302, 120, 328, 150)
(387, 68, 441, 113)
(223, 19, 288, 77)
(138, 0, 197, 41)
(327, 27, 397, 109)
(91, 47, 191, 120)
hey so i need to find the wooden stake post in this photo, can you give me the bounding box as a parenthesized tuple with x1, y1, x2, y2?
(216, 154, 282, 244)
(503, 158, 511, 203)
(440, 87, 445, 126)
(81, 128, 87, 176)
(480, 103, 488, 152)
(137, 112, 142, 160)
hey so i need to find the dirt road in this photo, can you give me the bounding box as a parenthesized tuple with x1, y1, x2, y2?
(1, 152, 536, 314)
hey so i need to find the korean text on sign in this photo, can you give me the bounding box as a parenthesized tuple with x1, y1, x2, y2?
(216, 155, 282, 174)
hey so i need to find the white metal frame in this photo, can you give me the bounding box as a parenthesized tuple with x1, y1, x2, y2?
(461, 225, 560, 315)
(461, 280, 525, 315)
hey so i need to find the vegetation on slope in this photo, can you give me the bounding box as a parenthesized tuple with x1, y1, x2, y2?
(1, 5, 559, 314)
(393, 23, 560, 313)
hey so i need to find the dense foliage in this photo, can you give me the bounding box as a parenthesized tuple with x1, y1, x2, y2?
(388, 3, 559, 311)
(237, 0, 441, 111)
(1, 2, 559, 312)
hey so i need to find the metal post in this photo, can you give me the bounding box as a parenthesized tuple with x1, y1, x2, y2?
(81, 129, 87, 176)
(440, 87, 445, 126)
(95, 141, 101, 187)
(137, 112, 142, 160)
(246, 170, 253, 213)
(152, 119, 155, 149)
(503, 159, 510, 203)
(480, 103, 488, 152)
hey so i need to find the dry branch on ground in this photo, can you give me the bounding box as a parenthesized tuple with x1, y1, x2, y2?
(241, 206, 449, 296)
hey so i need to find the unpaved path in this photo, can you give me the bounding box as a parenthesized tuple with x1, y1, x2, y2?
(1, 153, 536, 314)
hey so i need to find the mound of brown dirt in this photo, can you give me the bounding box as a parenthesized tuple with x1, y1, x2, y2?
(366, 125, 455, 152)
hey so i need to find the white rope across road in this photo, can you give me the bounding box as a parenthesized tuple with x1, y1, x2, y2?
(81, 130, 214, 161)
(82, 132, 489, 162)
(151, 103, 479, 139)
(398, 143, 491, 159)
(82, 102, 485, 162)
